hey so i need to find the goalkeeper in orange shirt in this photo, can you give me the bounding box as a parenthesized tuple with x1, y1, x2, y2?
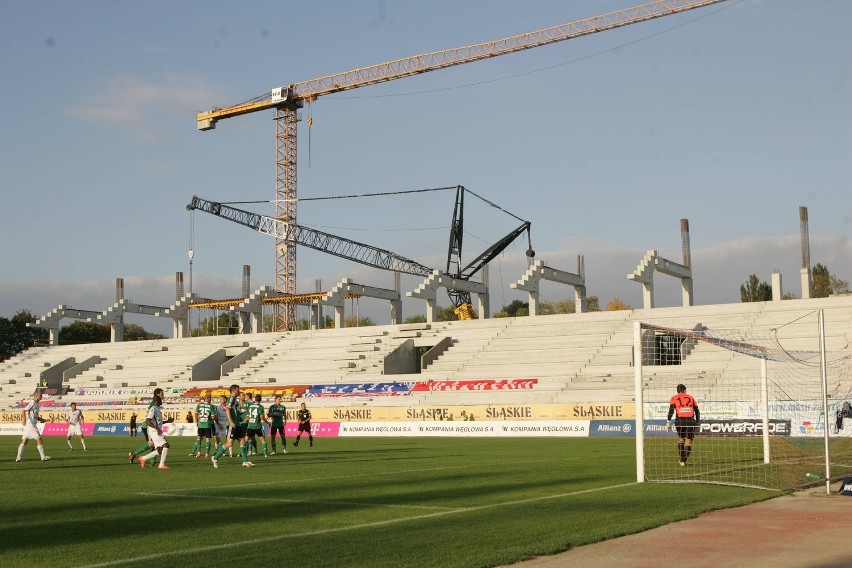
(667, 383, 700, 467)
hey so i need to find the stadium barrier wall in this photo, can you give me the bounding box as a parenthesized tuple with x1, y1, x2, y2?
(0, 402, 635, 425)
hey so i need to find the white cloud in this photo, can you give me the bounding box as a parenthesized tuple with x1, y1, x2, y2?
(69, 74, 225, 141)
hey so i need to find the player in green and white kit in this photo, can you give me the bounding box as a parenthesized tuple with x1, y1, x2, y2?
(240, 392, 255, 455)
(267, 395, 287, 455)
(210, 384, 254, 468)
(190, 393, 215, 458)
(129, 388, 173, 465)
(246, 393, 270, 458)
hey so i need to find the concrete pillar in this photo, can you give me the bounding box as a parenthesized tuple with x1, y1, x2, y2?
(800, 268, 811, 300)
(642, 273, 654, 309)
(772, 271, 783, 302)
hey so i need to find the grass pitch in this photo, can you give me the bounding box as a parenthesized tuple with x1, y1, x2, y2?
(0, 436, 774, 568)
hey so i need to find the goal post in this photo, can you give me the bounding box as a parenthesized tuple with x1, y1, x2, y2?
(634, 310, 852, 491)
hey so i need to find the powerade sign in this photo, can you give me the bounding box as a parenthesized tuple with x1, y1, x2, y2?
(643, 419, 790, 437)
(590, 420, 635, 437)
(93, 423, 130, 436)
(699, 419, 790, 437)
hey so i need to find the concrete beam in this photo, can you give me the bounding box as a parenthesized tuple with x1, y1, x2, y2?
(319, 278, 401, 328)
(28, 305, 102, 346)
(511, 260, 586, 316)
(407, 271, 489, 323)
(627, 250, 693, 309)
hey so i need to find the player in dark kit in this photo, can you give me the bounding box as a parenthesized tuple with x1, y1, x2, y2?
(267, 395, 287, 455)
(667, 383, 700, 467)
(293, 402, 313, 447)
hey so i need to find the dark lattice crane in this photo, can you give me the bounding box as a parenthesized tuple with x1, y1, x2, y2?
(197, 0, 727, 330)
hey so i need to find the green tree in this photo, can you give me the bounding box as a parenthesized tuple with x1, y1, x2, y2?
(830, 275, 850, 295)
(586, 295, 601, 312)
(123, 323, 165, 341)
(194, 313, 240, 336)
(344, 315, 375, 327)
(436, 306, 458, 322)
(740, 274, 772, 302)
(812, 263, 831, 298)
(59, 321, 110, 344)
(811, 263, 849, 298)
(403, 314, 427, 324)
(0, 310, 48, 361)
(501, 300, 529, 318)
(606, 297, 633, 311)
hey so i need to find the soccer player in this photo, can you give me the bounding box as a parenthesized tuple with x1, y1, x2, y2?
(240, 392, 255, 455)
(210, 384, 254, 468)
(667, 383, 700, 467)
(66, 402, 88, 451)
(267, 395, 287, 455)
(213, 394, 230, 455)
(190, 393, 215, 458)
(293, 402, 313, 447)
(138, 394, 170, 470)
(246, 393, 270, 458)
(128, 388, 174, 465)
(16, 389, 52, 462)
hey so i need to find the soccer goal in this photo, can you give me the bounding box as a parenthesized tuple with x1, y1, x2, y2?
(634, 311, 852, 491)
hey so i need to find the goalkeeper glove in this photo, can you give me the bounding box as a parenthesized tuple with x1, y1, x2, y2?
(666, 421, 672, 432)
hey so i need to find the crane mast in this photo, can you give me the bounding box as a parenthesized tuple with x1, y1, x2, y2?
(198, 0, 727, 330)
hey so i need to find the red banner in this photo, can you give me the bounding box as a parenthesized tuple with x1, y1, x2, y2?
(412, 379, 538, 392)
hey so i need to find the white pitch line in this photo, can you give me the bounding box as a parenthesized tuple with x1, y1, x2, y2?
(83, 482, 636, 568)
(136, 491, 460, 511)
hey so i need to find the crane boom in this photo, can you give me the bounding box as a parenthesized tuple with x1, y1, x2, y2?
(198, 0, 725, 129)
(196, 0, 727, 330)
(187, 196, 435, 277)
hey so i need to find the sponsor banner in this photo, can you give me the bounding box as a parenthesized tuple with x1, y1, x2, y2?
(411, 379, 538, 392)
(0, 424, 24, 436)
(569, 403, 634, 420)
(338, 421, 589, 437)
(699, 419, 791, 437)
(589, 420, 635, 437)
(491, 421, 588, 437)
(1, 403, 636, 424)
(642, 419, 792, 437)
(284, 422, 340, 437)
(643, 420, 670, 437)
(92, 423, 130, 436)
(182, 385, 310, 400)
(35, 409, 188, 425)
(305, 383, 415, 397)
(40, 423, 96, 436)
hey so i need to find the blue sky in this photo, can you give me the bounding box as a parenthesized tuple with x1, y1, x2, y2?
(1, 0, 850, 334)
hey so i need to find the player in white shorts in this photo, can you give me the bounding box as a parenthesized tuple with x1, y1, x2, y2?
(16, 390, 52, 462)
(66, 402, 88, 451)
(138, 394, 170, 470)
(213, 394, 230, 455)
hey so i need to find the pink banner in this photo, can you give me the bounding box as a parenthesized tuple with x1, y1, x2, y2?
(283, 422, 340, 437)
(41, 423, 96, 436)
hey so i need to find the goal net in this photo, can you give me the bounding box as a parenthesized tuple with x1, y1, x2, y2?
(634, 315, 852, 491)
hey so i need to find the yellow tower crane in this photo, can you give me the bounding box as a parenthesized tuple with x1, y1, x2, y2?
(198, 0, 727, 331)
